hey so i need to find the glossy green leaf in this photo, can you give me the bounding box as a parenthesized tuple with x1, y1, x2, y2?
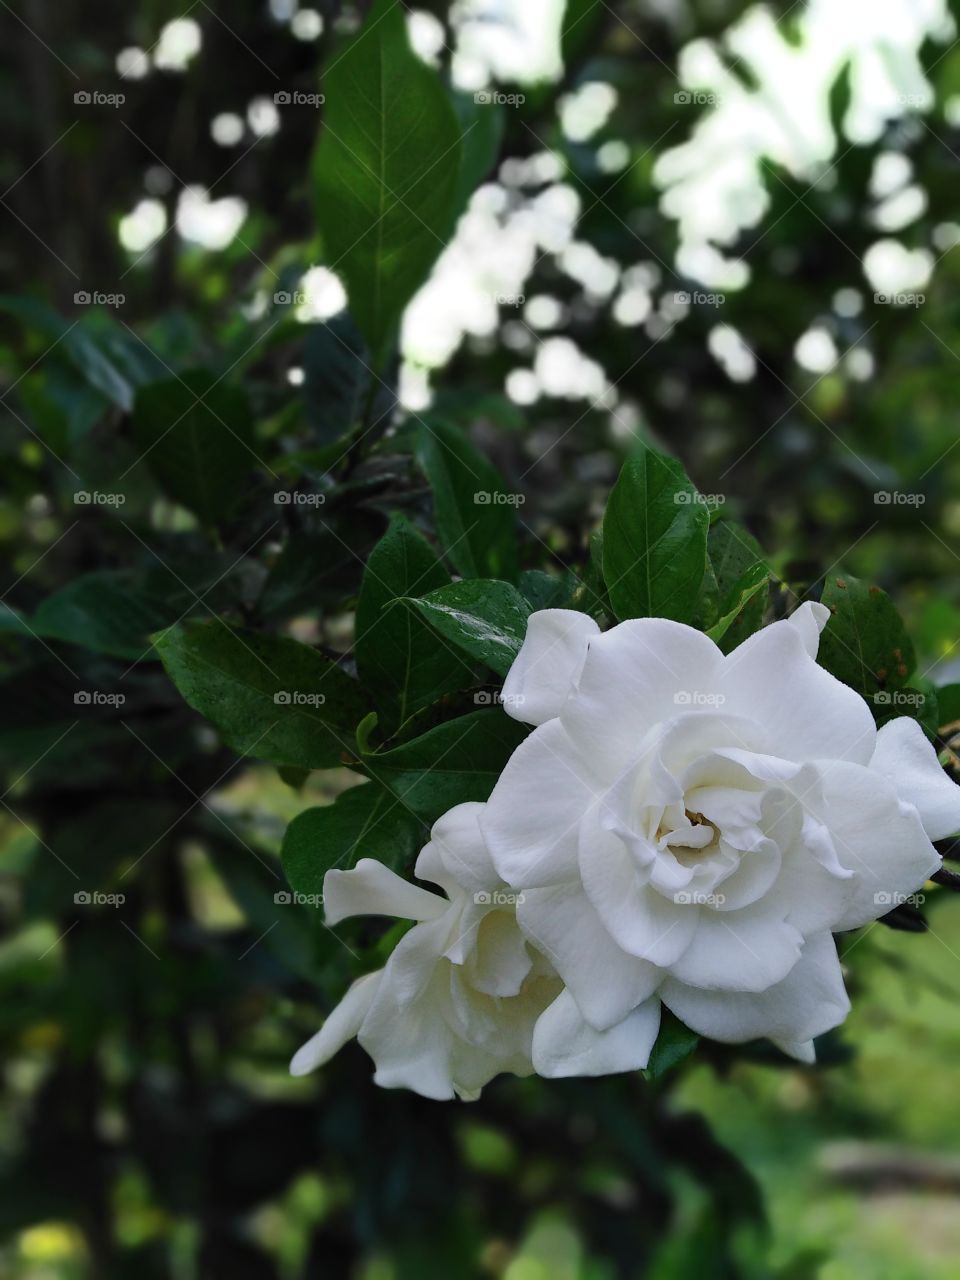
(643, 1011, 699, 1081)
(602, 447, 709, 622)
(361, 708, 529, 823)
(154, 620, 368, 769)
(355, 514, 474, 732)
(312, 0, 462, 361)
(406, 579, 532, 677)
(131, 371, 258, 521)
(416, 418, 519, 581)
(818, 574, 916, 709)
(282, 783, 422, 900)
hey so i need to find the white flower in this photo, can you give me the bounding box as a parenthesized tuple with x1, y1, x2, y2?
(290, 801, 663, 1097)
(481, 603, 960, 1062)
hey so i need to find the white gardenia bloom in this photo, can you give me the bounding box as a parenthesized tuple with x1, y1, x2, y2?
(481, 603, 960, 1062)
(291, 801, 662, 1098)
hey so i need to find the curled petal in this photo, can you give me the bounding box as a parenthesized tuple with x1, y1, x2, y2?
(533, 989, 661, 1077)
(660, 931, 849, 1051)
(870, 716, 960, 840)
(290, 971, 381, 1076)
(501, 609, 600, 725)
(323, 858, 447, 927)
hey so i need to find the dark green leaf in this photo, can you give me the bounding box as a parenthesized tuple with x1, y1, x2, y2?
(818, 574, 915, 710)
(518, 568, 575, 611)
(361, 708, 529, 823)
(416, 418, 519, 581)
(643, 1010, 699, 1081)
(602, 447, 709, 622)
(154, 620, 368, 769)
(706, 520, 770, 653)
(312, 0, 462, 361)
(131, 371, 258, 521)
(302, 313, 394, 444)
(282, 782, 422, 900)
(407, 579, 532, 677)
(450, 90, 504, 217)
(355, 514, 474, 732)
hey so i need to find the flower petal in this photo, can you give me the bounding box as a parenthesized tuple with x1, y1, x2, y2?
(290, 971, 381, 1076)
(415, 801, 495, 898)
(719, 617, 876, 765)
(660, 931, 849, 1048)
(560, 619, 723, 776)
(517, 883, 660, 1030)
(323, 858, 447, 927)
(501, 608, 600, 725)
(579, 810, 699, 966)
(870, 716, 960, 840)
(785, 600, 830, 656)
(533, 989, 661, 1077)
(482, 719, 597, 887)
(666, 902, 804, 992)
(806, 760, 940, 931)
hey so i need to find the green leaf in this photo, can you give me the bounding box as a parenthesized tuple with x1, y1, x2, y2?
(355, 515, 474, 732)
(643, 1010, 699, 1081)
(518, 568, 575, 611)
(131, 371, 258, 521)
(312, 0, 462, 361)
(704, 562, 769, 648)
(817, 574, 915, 709)
(450, 90, 504, 217)
(937, 683, 960, 726)
(154, 620, 369, 769)
(406, 579, 532, 677)
(361, 708, 529, 823)
(282, 782, 422, 900)
(30, 572, 183, 661)
(416, 418, 519, 581)
(602, 447, 709, 622)
(302, 313, 394, 443)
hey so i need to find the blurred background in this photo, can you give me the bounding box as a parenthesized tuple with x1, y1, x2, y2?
(3, 0, 960, 1276)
